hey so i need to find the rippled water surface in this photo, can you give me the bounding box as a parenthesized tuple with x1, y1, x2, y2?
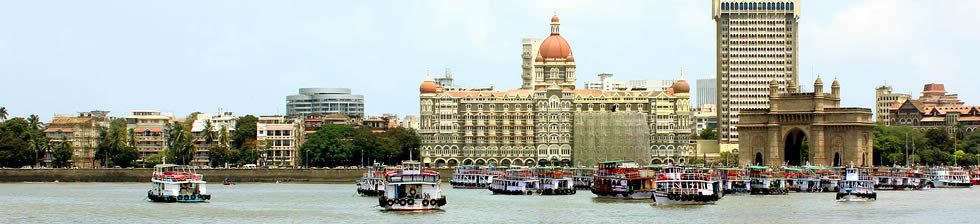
(1, 183, 978, 223)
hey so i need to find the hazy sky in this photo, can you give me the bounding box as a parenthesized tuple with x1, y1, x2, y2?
(1, 0, 978, 121)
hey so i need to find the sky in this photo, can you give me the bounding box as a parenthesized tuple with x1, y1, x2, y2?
(1, 0, 979, 121)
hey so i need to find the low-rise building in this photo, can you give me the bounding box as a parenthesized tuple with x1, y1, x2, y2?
(583, 73, 625, 91)
(44, 111, 112, 168)
(286, 88, 365, 117)
(889, 100, 980, 136)
(256, 116, 303, 167)
(126, 110, 174, 161)
(693, 104, 718, 135)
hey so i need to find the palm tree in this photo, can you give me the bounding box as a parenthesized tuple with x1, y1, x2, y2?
(0, 107, 8, 121)
(218, 125, 230, 147)
(27, 114, 41, 131)
(202, 120, 216, 147)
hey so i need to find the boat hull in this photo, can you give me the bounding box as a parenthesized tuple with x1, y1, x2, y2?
(933, 181, 973, 188)
(592, 190, 654, 199)
(379, 196, 446, 211)
(836, 192, 875, 202)
(451, 183, 490, 189)
(357, 188, 384, 196)
(147, 191, 210, 203)
(653, 192, 718, 205)
(489, 188, 536, 195)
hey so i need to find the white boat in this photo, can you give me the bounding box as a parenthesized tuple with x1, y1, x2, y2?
(357, 164, 389, 196)
(489, 168, 539, 195)
(147, 164, 210, 202)
(926, 167, 973, 188)
(570, 167, 596, 190)
(836, 167, 876, 202)
(653, 166, 720, 205)
(450, 166, 501, 189)
(534, 167, 576, 195)
(377, 161, 446, 211)
(747, 166, 789, 195)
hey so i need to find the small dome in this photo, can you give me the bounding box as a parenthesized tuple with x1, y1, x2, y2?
(815, 77, 823, 85)
(420, 80, 438, 94)
(535, 54, 543, 62)
(671, 80, 690, 94)
(832, 78, 840, 86)
(551, 15, 560, 23)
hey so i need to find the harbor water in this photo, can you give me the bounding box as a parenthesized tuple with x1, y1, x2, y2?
(1, 183, 977, 223)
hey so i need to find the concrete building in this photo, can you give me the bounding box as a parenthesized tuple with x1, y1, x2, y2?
(712, 0, 801, 143)
(286, 88, 365, 117)
(627, 79, 677, 92)
(190, 111, 237, 167)
(696, 78, 717, 108)
(583, 73, 625, 91)
(399, 115, 420, 130)
(44, 111, 112, 168)
(738, 78, 874, 167)
(126, 110, 175, 161)
(419, 14, 694, 168)
(875, 85, 910, 125)
(694, 104, 718, 135)
(256, 116, 303, 167)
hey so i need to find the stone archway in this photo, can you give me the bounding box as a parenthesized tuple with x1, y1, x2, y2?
(463, 159, 473, 166)
(525, 159, 535, 166)
(651, 159, 662, 165)
(435, 159, 446, 168)
(755, 152, 764, 165)
(783, 128, 808, 166)
(447, 159, 459, 167)
(512, 159, 523, 166)
(833, 153, 841, 167)
(475, 159, 486, 166)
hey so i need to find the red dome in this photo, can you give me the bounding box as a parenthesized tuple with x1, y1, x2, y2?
(420, 80, 438, 94)
(539, 35, 572, 60)
(551, 15, 560, 23)
(671, 80, 690, 94)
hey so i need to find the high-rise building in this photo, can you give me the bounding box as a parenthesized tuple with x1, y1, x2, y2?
(696, 78, 717, 108)
(419, 14, 694, 168)
(583, 73, 625, 91)
(712, 0, 800, 143)
(286, 88, 365, 117)
(875, 85, 910, 125)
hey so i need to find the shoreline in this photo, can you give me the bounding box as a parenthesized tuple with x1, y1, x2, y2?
(0, 168, 455, 184)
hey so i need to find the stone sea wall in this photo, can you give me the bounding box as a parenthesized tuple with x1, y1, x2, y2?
(0, 168, 455, 184)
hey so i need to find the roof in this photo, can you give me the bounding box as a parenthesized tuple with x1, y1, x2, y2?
(43, 127, 73, 133)
(599, 160, 630, 164)
(133, 127, 164, 132)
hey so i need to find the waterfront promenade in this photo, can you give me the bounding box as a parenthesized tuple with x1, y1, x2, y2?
(0, 168, 454, 183)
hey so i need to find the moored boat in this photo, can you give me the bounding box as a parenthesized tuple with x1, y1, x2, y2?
(836, 167, 876, 202)
(147, 164, 211, 203)
(570, 167, 596, 190)
(357, 163, 389, 196)
(534, 167, 576, 195)
(971, 168, 980, 185)
(489, 168, 539, 195)
(450, 166, 502, 189)
(926, 167, 973, 188)
(717, 167, 750, 194)
(653, 166, 721, 205)
(590, 161, 656, 199)
(748, 166, 789, 195)
(378, 161, 446, 211)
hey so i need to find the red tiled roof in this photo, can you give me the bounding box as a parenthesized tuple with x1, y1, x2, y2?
(133, 127, 164, 132)
(43, 128, 73, 133)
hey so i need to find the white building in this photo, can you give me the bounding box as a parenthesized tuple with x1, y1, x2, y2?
(190, 111, 238, 167)
(627, 79, 676, 92)
(712, 0, 800, 143)
(286, 88, 365, 117)
(583, 73, 625, 91)
(256, 116, 302, 167)
(693, 104, 718, 135)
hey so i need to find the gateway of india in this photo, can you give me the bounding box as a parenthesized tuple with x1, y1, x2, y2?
(417, 14, 694, 168)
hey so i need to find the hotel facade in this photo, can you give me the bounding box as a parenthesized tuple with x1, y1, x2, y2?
(418, 15, 694, 168)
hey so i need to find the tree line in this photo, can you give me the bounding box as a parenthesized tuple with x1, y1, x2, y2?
(0, 113, 74, 168)
(300, 124, 420, 168)
(874, 124, 980, 166)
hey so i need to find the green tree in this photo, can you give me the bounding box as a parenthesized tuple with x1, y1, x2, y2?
(924, 128, 953, 152)
(207, 144, 232, 167)
(236, 147, 259, 165)
(218, 125, 230, 147)
(183, 112, 202, 128)
(697, 127, 717, 140)
(167, 123, 196, 165)
(300, 124, 355, 167)
(144, 152, 163, 167)
(95, 118, 132, 167)
(719, 151, 739, 166)
(53, 136, 74, 168)
(202, 120, 216, 146)
(0, 107, 8, 121)
(232, 115, 258, 149)
(0, 118, 34, 167)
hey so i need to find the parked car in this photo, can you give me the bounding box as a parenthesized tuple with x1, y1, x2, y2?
(242, 164, 257, 169)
